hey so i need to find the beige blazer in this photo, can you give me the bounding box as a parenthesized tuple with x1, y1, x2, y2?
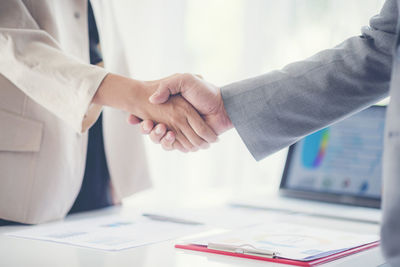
(0, 0, 151, 224)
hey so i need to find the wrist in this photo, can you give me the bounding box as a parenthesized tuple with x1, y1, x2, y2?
(93, 73, 129, 107)
(93, 73, 147, 114)
(216, 90, 234, 134)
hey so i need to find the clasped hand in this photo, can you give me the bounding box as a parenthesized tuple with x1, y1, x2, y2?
(128, 73, 233, 152)
(94, 73, 232, 152)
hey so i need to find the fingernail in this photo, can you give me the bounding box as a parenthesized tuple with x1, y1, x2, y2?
(143, 124, 150, 132)
(166, 133, 174, 141)
(155, 126, 163, 135)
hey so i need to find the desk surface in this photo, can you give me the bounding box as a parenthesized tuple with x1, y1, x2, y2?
(0, 205, 385, 267)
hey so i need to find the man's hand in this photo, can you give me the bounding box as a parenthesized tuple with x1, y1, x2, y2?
(93, 73, 218, 152)
(128, 73, 233, 150)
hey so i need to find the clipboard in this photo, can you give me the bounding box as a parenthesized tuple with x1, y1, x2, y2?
(175, 241, 379, 266)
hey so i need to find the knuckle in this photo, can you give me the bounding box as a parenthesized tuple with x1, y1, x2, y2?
(170, 114, 179, 125)
(182, 73, 190, 79)
(161, 140, 173, 150)
(159, 80, 167, 88)
(197, 124, 209, 137)
(190, 136, 203, 146)
(181, 73, 196, 83)
(187, 143, 194, 150)
(150, 133, 161, 144)
(195, 139, 205, 147)
(182, 73, 195, 81)
(180, 139, 192, 150)
(161, 136, 171, 145)
(171, 115, 186, 127)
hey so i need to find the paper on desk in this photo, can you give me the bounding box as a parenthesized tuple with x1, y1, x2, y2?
(5, 214, 206, 251)
(190, 223, 379, 261)
(144, 205, 289, 229)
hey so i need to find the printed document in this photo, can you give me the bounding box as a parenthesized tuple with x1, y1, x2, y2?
(190, 223, 379, 261)
(6, 214, 205, 251)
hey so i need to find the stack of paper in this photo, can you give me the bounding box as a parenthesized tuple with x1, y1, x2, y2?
(186, 223, 379, 261)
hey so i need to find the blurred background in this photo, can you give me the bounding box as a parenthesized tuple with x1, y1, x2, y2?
(117, 0, 385, 208)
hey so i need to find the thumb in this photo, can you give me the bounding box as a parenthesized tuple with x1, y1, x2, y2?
(149, 84, 173, 104)
(149, 80, 180, 104)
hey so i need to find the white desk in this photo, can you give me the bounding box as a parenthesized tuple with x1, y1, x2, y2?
(0, 205, 385, 267)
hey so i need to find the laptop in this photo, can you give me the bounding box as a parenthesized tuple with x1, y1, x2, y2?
(233, 105, 386, 224)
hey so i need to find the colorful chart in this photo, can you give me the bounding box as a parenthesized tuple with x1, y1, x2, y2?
(301, 129, 330, 169)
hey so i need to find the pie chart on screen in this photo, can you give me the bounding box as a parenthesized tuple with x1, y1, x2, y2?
(301, 128, 330, 169)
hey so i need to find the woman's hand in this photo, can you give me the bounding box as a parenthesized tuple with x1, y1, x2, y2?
(93, 73, 217, 152)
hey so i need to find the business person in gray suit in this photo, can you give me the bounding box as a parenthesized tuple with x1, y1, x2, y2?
(130, 0, 400, 265)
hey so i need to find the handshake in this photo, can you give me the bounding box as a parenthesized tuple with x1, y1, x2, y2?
(94, 73, 233, 152)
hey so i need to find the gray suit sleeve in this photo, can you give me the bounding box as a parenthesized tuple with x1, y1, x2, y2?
(221, 0, 397, 161)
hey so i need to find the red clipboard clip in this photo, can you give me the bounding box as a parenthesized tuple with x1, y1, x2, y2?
(207, 242, 278, 258)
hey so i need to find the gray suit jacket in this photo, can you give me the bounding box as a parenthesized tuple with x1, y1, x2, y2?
(221, 0, 400, 265)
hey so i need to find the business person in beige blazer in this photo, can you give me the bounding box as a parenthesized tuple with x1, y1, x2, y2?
(0, 0, 217, 224)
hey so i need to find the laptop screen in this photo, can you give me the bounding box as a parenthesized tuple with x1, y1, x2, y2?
(280, 106, 385, 208)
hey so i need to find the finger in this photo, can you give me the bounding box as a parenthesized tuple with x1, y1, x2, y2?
(140, 120, 154, 134)
(160, 132, 189, 153)
(172, 140, 188, 153)
(149, 83, 173, 104)
(149, 75, 185, 104)
(180, 119, 207, 150)
(160, 131, 176, 150)
(187, 111, 217, 145)
(149, 73, 199, 104)
(128, 114, 142, 125)
(149, 124, 168, 144)
(175, 129, 195, 151)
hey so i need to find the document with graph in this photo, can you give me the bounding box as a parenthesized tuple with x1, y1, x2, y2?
(5, 214, 205, 251)
(181, 223, 379, 262)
